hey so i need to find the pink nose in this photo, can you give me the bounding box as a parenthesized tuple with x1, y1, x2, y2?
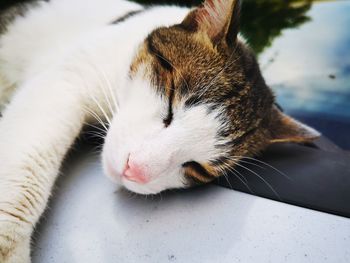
(122, 158, 150, 184)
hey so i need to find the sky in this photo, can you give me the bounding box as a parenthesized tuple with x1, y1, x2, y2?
(258, 1, 350, 119)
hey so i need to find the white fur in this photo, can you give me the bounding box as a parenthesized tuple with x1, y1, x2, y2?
(102, 71, 224, 194)
(0, 1, 227, 262)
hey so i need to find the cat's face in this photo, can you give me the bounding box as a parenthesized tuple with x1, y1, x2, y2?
(102, 0, 319, 195)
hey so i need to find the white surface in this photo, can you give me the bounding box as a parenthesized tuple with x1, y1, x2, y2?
(32, 146, 350, 263)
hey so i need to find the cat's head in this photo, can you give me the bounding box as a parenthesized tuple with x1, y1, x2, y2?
(102, 0, 319, 194)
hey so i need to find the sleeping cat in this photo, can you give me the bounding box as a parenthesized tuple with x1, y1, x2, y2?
(0, 0, 319, 262)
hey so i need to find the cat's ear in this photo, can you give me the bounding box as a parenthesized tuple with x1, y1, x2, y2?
(268, 106, 320, 144)
(181, 0, 241, 45)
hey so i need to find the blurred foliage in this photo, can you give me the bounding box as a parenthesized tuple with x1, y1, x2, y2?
(240, 0, 312, 54)
(0, 0, 312, 54)
(132, 0, 312, 54)
(0, 0, 28, 9)
(131, 0, 201, 6)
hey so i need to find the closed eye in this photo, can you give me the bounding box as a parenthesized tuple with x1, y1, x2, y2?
(163, 81, 174, 127)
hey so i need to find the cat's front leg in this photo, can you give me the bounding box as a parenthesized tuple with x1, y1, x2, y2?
(0, 71, 88, 262)
(0, 219, 31, 263)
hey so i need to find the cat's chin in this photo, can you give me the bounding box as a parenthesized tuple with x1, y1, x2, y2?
(121, 179, 163, 195)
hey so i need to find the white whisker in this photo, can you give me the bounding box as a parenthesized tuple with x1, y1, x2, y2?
(70, 60, 113, 127)
(83, 122, 108, 134)
(234, 161, 281, 200)
(224, 155, 291, 181)
(82, 107, 108, 131)
(239, 156, 292, 181)
(231, 169, 254, 194)
(87, 91, 112, 126)
(219, 162, 254, 193)
(83, 52, 119, 114)
(232, 158, 266, 170)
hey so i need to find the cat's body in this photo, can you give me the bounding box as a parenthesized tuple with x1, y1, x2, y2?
(0, 0, 188, 107)
(0, 0, 319, 262)
(0, 1, 189, 262)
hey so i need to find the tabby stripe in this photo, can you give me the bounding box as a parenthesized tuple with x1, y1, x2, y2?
(110, 8, 149, 25)
(183, 161, 216, 183)
(228, 126, 259, 146)
(185, 169, 211, 183)
(147, 36, 173, 72)
(0, 208, 30, 224)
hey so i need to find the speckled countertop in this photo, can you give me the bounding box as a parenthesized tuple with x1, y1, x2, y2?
(30, 1, 350, 262)
(32, 146, 350, 263)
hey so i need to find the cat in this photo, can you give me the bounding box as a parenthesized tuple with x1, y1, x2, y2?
(0, 0, 320, 262)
